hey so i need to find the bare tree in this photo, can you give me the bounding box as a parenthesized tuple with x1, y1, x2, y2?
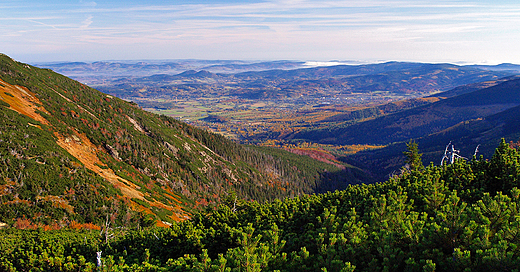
(96, 251, 102, 268)
(100, 214, 114, 244)
(441, 142, 466, 165)
(473, 144, 481, 158)
(441, 142, 481, 164)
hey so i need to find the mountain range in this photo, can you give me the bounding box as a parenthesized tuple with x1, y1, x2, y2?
(289, 75, 520, 145)
(96, 62, 513, 101)
(3, 56, 520, 271)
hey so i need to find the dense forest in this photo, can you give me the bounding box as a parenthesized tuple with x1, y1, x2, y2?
(1, 140, 520, 271)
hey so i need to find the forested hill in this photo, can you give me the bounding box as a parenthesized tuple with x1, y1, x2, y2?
(0, 53, 365, 228)
(289, 76, 520, 146)
(98, 62, 512, 102)
(345, 101, 520, 182)
(2, 140, 520, 271)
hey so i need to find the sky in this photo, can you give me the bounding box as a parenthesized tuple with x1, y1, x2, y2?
(2, 0, 520, 64)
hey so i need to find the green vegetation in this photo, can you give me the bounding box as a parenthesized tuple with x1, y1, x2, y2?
(3, 55, 520, 270)
(0, 53, 366, 228)
(404, 140, 424, 172)
(1, 140, 520, 271)
(2, 54, 520, 270)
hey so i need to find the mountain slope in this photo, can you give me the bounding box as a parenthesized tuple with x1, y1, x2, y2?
(344, 99, 520, 182)
(3, 140, 520, 271)
(429, 76, 520, 99)
(290, 77, 520, 145)
(0, 54, 365, 228)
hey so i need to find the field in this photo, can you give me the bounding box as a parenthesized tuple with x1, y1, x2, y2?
(137, 95, 389, 157)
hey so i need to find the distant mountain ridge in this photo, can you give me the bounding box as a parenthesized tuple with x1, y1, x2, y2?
(97, 62, 513, 103)
(289, 77, 520, 146)
(37, 59, 520, 80)
(466, 63, 520, 73)
(34, 60, 306, 78)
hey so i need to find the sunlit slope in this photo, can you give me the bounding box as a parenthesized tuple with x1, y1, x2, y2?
(0, 54, 365, 228)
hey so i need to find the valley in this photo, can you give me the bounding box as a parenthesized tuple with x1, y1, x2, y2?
(5, 0, 520, 269)
(38, 60, 520, 187)
(41, 61, 518, 149)
(1, 54, 373, 229)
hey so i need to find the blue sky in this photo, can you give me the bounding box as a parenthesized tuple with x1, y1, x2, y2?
(2, 0, 520, 64)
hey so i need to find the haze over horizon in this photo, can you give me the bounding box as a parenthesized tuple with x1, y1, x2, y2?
(2, 0, 520, 65)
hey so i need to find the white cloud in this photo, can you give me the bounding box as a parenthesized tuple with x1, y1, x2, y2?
(80, 15, 93, 29)
(2, 0, 520, 64)
(79, 1, 97, 7)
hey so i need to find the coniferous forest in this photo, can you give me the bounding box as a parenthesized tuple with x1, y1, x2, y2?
(2, 139, 520, 271)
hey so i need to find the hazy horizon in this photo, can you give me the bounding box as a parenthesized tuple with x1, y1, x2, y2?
(2, 0, 520, 65)
(30, 59, 518, 68)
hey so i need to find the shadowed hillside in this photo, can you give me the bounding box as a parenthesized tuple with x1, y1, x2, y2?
(290, 77, 520, 146)
(343, 100, 520, 182)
